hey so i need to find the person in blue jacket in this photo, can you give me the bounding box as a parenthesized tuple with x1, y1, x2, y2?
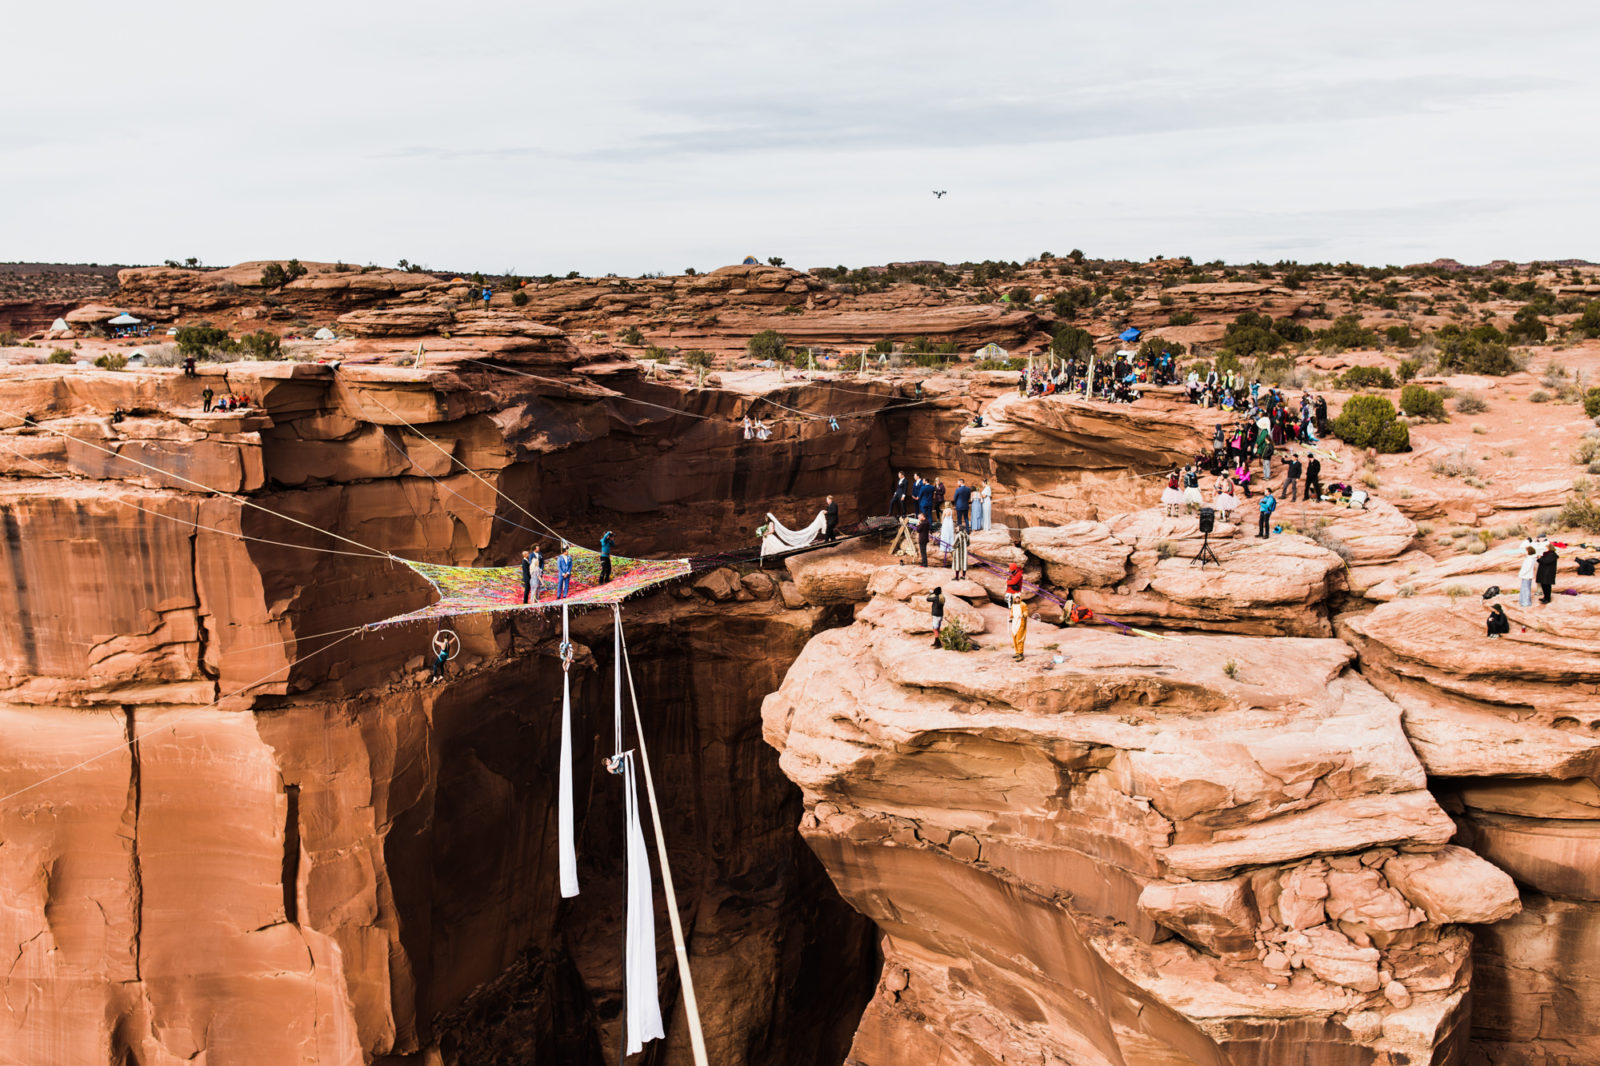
(917, 476, 936, 520)
(556, 543, 574, 598)
(1257, 489, 1277, 538)
(598, 531, 614, 584)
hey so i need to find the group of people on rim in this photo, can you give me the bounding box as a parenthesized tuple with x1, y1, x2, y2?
(1018, 349, 1178, 405)
(891, 472, 992, 570)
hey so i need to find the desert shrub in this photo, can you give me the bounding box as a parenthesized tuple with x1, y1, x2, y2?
(1340, 365, 1398, 390)
(1167, 311, 1196, 326)
(745, 330, 787, 362)
(937, 616, 975, 652)
(1574, 302, 1600, 339)
(1156, 540, 1175, 560)
(1006, 285, 1032, 305)
(1431, 448, 1479, 478)
(93, 353, 127, 370)
(1397, 584, 1416, 598)
(1222, 659, 1239, 678)
(1583, 387, 1600, 419)
(1386, 324, 1419, 348)
(1507, 305, 1548, 344)
(1444, 584, 1469, 601)
(1400, 384, 1447, 420)
(1050, 324, 1096, 359)
(1529, 390, 1552, 403)
(1558, 494, 1600, 534)
(175, 326, 231, 358)
(1317, 314, 1379, 350)
(47, 349, 74, 364)
(1137, 335, 1185, 361)
(682, 349, 713, 368)
(1454, 391, 1490, 414)
(1396, 358, 1421, 382)
(511, 290, 529, 306)
(259, 259, 307, 288)
(1433, 323, 1522, 375)
(233, 330, 282, 360)
(1222, 312, 1306, 356)
(1330, 394, 1410, 452)
(1573, 438, 1600, 466)
(618, 326, 645, 345)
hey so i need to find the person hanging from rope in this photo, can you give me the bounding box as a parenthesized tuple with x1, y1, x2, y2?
(557, 542, 574, 599)
(824, 495, 839, 542)
(429, 631, 452, 683)
(742, 416, 753, 441)
(755, 418, 771, 441)
(599, 530, 615, 584)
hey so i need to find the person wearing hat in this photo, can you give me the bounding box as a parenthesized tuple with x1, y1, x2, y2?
(1486, 603, 1510, 638)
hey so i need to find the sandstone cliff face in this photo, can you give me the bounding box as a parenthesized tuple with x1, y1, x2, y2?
(0, 358, 890, 1065)
(762, 580, 1517, 1066)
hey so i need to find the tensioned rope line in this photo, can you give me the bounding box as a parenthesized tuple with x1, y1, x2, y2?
(618, 619, 710, 1066)
(0, 406, 394, 560)
(344, 388, 580, 550)
(0, 627, 366, 807)
(374, 429, 550, 542)
(458, 357, 943, 424)
(0, 436, 385, 560)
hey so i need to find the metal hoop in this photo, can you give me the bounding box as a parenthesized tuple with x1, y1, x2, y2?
(433, 629, 462, 660)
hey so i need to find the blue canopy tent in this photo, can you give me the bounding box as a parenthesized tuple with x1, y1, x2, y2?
(1119, 327, 1141, 342)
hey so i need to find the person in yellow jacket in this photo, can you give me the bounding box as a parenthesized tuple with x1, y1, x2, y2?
(1009, 594, 1029, 661)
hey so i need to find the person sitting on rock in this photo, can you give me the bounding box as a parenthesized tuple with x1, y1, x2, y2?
(1486, 603, 1510, 638)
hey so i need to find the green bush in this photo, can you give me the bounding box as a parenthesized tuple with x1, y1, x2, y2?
(1433, 323, 1522, 375)
(259, 259, 308, 288)
(1330, 394, 1410, 452)
(1339, 365, 1397, 390)
(1386, 324, 1418, 347)
(1575, 302, 1600, 339)
(47, 349, 73, 364)
(175, 326, 231, 357)
(1317, 314, 1379, 350)
(1400, 384, 1447, 420)
(1137, 335, 1185, 361)
(1050, 324, 1095, 359)
(618, 326, 645, 345)
(1583, 387, 1600, 419)
(1455, 391, 1490, 414)
(234, 330, 282, 360)
(1005, 285, 1032, 305)
(682, 349, 713, 368)
(1558, 493, 1600, 534)
(511, 290, 529, 306)
(1396, 358, 1421, 382)
(936, 616, 975, 652)
(1167, 311, 1196, 326)
(746, 329, 787, 362)
(94, 353, 127, 370)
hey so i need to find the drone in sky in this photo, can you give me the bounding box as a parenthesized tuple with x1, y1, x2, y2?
(932, 190, 947, 198)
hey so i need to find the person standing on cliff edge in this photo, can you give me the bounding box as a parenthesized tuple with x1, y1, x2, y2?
(952, 478, 973, 533)
(1009, 594, 1029, 661)
(557, 543, 574, 599)
(598, 531, 614, 584)
(824, 495, 839, 541)
(891, 471, 908, 518)
(927, 587, 946, 648)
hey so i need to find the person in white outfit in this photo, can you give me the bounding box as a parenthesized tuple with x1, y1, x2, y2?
(1518, 544, 1538, 607)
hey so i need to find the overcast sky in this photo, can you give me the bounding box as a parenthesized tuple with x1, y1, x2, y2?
(5, 1, 1595, 274)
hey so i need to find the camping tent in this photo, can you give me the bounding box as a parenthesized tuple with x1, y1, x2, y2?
(107, 313, 142, 326)
(742, 255, 760, 265)
(49, 318, 69, 332)
(1119, 327, 1141, 342)
(313, 327, 336, 341)
(975, 342, 1008, 360)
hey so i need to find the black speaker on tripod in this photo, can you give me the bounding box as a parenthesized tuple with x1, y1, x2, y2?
(1192, 507, 1221, 567)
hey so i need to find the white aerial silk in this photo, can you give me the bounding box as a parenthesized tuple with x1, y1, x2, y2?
(618, 748, 665, 1053)
(558, 605, 579, 899)
(760, 510, 828, 558)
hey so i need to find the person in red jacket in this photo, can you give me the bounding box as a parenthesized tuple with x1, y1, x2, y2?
(1005, 562, 1024, 597)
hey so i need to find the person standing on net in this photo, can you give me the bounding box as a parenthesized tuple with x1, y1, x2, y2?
(557, 543, 574, 599)
(824, 495, 839, 542)
(598, 531, 614, 584)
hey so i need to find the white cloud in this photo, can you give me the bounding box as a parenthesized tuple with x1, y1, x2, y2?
(3, 0, 1596, 272)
